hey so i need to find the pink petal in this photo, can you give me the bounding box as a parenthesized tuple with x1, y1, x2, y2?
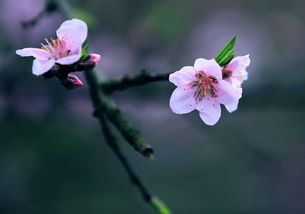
(16, 48, 50, 61)
(230, 78, 242, 88)
(197, 98, 221, 126)
(224, 99, 239, 113)
(217, 80, 242, 105)
(194, 58, 222, 79)
(226, 55, 250, 84)
(32, 59, 55, 76)
(169, 66, 196, 88)
(56, 19, 88, 47)
(169, 87, 197, 114)
(56, 46, 82, 65)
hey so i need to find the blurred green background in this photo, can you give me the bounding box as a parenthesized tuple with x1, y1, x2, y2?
(1, 0, 305, 213)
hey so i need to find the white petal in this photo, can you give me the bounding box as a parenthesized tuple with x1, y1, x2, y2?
(16, 48, 50, 61)
(56, 19, 88, 47)
(194, 58, 222, 79)
(169, 87, 197, 114)
(56, 46, 82, 65)
(197, 98, 221, 126)
(32, 59, 55, 76)
(169, 66, 196, 88)
(217, 80, 242, 105)
(225, 99, 239, 113)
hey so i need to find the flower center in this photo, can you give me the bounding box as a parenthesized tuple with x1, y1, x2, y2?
(191, 71, 218, 101)
(41, 37, 71, 60)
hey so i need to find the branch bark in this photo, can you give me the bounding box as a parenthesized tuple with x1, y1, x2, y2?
(101, 70, 170, 93)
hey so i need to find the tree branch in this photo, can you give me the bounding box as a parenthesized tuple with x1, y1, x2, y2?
(98, 112, 171, 214)
(47, 0, 154, 158)
(101, 70, 170, 93)
(26, 0, 172, 212)
(85, 69, 154, 158)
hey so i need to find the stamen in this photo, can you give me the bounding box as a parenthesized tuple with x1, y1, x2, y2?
(40, 37, 70, 60)
(44, 38, 54, 51)
(191, 71, 218, 101)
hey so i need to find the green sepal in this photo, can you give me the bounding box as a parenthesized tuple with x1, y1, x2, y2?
(81, 44, 89, 60)
(214, 36, 236, 67)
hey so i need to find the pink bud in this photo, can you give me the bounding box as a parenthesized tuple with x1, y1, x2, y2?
(89, 54, 101, 64)
(62, 73, 84, 89)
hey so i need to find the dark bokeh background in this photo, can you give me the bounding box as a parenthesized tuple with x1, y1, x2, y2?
(1, 0, 305, 213)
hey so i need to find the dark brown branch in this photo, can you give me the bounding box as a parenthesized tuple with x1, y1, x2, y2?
(101, 70, 170, 93)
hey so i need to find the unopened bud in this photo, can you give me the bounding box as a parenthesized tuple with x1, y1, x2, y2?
(89, 54, 101, 64)
(61, 73, 84, 89)
(76, 54, 101, 72)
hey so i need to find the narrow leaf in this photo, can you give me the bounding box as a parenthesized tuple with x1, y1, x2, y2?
(215, 36, 236, 66)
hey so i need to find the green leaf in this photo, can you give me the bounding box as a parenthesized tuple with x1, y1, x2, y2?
(215, 36, 237, 66)
(151, 197, 172, 214)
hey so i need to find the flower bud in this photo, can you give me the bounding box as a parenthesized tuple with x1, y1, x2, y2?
(89, 54, 101, 64)
(75, 54, 101, 72)
(61, 73, 84, 89)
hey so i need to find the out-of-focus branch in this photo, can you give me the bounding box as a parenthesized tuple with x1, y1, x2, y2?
(101, 70, 170, 93)
(21, 1, 58, 28)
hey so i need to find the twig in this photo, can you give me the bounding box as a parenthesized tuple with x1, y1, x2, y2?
(99, 112, 171, 214)
(101, 70, 170, 93)
(99, 113, 150, 202)
(27, 0, 172, 212)
(85, 68, 154, 159)
(49, 0, 153, 158)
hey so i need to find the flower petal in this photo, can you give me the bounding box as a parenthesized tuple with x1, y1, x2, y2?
(224, 99, 239, 113)
(230, 78, 242, 88)
(217, 80, 242, 105)
(55, 46, 82, 65)
(197, 98, 221, 126)
(16, 48, 50, 61)
(32, 59, 55, 76)
(169, 87, 197, 114)
(56, 19, 88, 47)
(194, 58, 222, 79)
(226, 55, 250, 85)
(169, 66, 196, 88)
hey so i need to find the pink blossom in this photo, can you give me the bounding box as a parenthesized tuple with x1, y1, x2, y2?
(169, 58, 242, 125)
(16, 19, 88, 76)
(222, 55, 250, 87)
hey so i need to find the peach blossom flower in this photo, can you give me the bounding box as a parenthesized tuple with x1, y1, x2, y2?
(16, 19, 88, 76)
(169, 58, 242, 125)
